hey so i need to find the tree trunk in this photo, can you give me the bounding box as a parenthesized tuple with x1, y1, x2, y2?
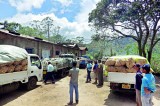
(142, 49, 146, 58)
(137, 41, 142, 56)
(147, 49, 152, 63)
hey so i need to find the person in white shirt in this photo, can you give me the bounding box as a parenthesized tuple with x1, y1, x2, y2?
(44, 62, 55, 84)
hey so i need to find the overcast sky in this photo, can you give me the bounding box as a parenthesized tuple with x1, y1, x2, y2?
(0, 0, 100, 43)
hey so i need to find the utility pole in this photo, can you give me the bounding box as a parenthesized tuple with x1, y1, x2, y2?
(41, 17, 54, 41)
(47, 21, 50, 41)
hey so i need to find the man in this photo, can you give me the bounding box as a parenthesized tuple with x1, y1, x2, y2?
(102, 60, 108, 77)
(133, 64, 143, 106)
(97, 60, 103, 86)
(68, 61, 79, 105)
(86, 60, 92, 83)
(93, 60, 98, 84)
(141, 64, 156, 106)
(76, 57, 80, 68)
(44, 62, 55, 84)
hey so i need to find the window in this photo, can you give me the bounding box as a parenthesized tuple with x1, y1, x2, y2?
(26, 48, 34, 54)
(30, 56, 42, 69)
(55, 51, 60, 55)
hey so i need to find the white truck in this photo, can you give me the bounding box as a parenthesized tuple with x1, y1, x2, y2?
(106, 55, 148, 91)
(0, 45, 43, 94)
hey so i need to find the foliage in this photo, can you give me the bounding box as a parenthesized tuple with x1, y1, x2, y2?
(89, 0, 160, 62)
(50, 34, 66, 43)
(150, 42, 160, 73)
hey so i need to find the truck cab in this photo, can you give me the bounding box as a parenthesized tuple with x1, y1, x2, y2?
(28, 54, 43, 82)
(0, 54, 43, 94)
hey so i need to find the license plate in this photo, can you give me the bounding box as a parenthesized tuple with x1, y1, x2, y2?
(122, 84, 131, 89)
(43, 71, 46, 75)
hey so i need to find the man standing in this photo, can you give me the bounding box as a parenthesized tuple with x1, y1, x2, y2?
(97, 60, 103, 86)
(93, 61, 98, 84)
(86, 60, 92, 83)
(68, 61, 79, 105)
(133, 64, 143, 106)
(44, 62, 55, 84)
(141, 64, 156, 106)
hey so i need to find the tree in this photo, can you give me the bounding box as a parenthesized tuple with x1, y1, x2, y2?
(89, 0, 160, 62)
(40, 17, 54, 41)
(75, 37, 84, 44)
(50, 34, 66, 43)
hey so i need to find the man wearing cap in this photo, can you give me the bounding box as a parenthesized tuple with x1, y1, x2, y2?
(141, 64, 156, 106)
(133, 64, 143, 106)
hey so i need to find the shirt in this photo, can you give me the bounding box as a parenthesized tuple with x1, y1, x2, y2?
(47, 64, 54, 72)
(87, 63, 92, 71)
(93, 64, 98, 70)
(69, 67, 79, 85)
(135, 70, 143, 90)
(98, 63, 103, 72)
(141, 73, 156, 96)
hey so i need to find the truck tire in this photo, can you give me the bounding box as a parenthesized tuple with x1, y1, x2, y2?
(60, 70, 65, 78)
(27, 77, 37, 90)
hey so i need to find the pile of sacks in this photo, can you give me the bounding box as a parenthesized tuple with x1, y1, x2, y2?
(0, 45, 28, 74)
(42, 58, 72, 71)
(105, 55, 148, 73)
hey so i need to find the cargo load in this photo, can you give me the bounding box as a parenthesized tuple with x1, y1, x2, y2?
(42, 58, 72, 71)
(105, 55, 148, 73)
(0, 45, 28, 74)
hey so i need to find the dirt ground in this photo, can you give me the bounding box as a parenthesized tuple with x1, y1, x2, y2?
(0, 69, 160, 106)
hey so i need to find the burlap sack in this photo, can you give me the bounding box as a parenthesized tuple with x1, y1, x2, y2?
(136, 59, 147, 65)
(0, 66, 8, 74)
(13, 61, 21, 65)
(14, 65, 23, 72)
(126, 68, 136, 73)
(126, 58, 135, 68)
(115, 59, 126, 66)
(7, 65, 15, 73)
(105, 59, 116, 66)
(116, 66, 126, 72)
(21, 59, 28, 66)
(22, 65, 27, 71)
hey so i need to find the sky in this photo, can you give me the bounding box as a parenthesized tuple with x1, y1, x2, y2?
(0, 0, 101, 43)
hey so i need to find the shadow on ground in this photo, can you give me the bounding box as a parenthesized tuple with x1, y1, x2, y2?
(0, 85, 41, 106)
(104, 90, 136, 106)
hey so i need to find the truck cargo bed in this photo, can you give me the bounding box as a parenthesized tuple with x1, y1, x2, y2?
(0, 71, 28, 85)
(108, 72, 136, 84)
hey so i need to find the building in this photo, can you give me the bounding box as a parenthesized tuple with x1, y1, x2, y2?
(0, 30, 87, 58)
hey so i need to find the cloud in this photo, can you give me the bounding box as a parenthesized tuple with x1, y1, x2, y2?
(74, 0, 100, 23)
(2, 0, 101, 43)
(9, 0, 45, 12)
(2, 13, 93, 43)
(54, 0, 73, 7)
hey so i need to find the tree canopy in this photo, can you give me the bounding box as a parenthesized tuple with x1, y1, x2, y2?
(89, 0, 160, 62)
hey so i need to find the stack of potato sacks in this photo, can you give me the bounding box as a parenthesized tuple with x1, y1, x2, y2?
(0, 45, 28, 74)
(42, 58, 71, 71)
(105, 55, 148, 73)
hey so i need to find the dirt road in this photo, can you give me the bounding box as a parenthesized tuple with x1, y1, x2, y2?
(0, 69, 160, 106)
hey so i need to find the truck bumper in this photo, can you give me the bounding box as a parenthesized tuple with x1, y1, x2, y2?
(110, 83, 135, 92)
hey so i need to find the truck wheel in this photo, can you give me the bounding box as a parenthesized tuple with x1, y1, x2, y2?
(27, 77, 37, 90)
(61, 70, 65, 78)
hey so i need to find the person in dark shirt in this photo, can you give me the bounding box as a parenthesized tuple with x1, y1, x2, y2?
(97, 60, 103, 86)
(93, 61, 98, 84)
(133, 64, 143, 106)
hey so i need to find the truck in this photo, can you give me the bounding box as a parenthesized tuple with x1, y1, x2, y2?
(0, 45, 43, 94)
(106, 55, 148, 91)
(42, 54, 75, 78)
